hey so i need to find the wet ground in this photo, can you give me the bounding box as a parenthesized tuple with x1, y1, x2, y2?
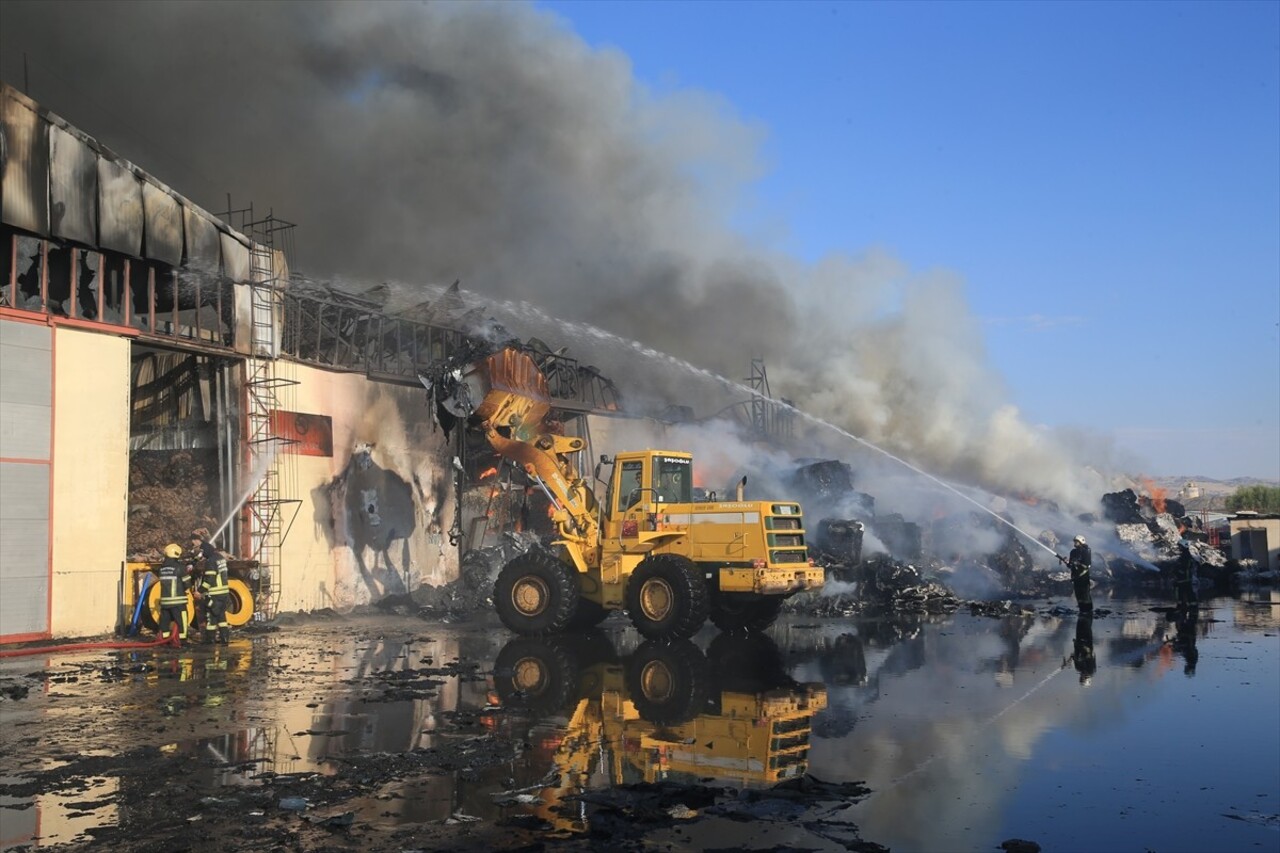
(1, 590, 1277, 852)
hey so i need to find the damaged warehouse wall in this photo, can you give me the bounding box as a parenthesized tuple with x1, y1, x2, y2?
(0, 316, 131, 642)
(50, 327, 131, 636)
(278, 362, 456, 613)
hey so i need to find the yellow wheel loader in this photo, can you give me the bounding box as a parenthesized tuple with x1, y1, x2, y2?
(423, 346, 823, 639)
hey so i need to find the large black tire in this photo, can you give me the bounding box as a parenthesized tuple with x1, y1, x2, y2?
(708, 592, 784, 634)
(494, 549, 580, 635)
(493, 636, 581, 714)
(625, 554, 709, 640)
(625, 639, 709, 725)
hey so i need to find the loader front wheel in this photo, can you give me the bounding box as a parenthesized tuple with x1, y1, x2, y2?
(494, 549, 580, 635)
(625, 554, 709, 640)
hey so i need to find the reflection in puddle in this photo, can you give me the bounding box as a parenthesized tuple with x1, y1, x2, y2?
(0, 594, 1277, 851)
(480, 632, 827, 835)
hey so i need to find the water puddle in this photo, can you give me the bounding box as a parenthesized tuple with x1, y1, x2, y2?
(1, 592, 1277, 851)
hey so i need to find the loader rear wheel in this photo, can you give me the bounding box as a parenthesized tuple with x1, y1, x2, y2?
(494, 549, 580, 635)
(626, 639, 709, 725)
(625, 554, 709, 640)
(225, 578, 254, 627)
(709, 592, 784, 634)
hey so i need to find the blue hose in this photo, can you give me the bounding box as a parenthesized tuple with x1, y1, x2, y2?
(129, 574, 157, 636)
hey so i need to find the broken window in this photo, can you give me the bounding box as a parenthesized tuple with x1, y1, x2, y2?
(101, 253, 129, 325)
(0, 230, 12, 308)
(128, 259, 152, 332)
(15, 234, 44, 312)
(69, 249, 101, 321)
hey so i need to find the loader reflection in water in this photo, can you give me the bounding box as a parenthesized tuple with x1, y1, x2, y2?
(491, 632, 827, 833)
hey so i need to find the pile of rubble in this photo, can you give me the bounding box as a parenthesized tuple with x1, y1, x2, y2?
(787, 554, 961, 616)
(1099, 488, 1228, 583)
(127, 449, 221, 558)
(368, 532, 539, 620)
(785, 463, 1250, 615)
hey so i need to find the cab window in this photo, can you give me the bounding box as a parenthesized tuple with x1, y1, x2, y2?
(656, 458, 691, 503)
(619, 460, 645, 511)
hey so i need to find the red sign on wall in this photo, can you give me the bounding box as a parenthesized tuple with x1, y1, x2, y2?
(269, 410, 333, 457)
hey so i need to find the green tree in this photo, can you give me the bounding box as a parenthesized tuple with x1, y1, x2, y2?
(1225, 485, 1280, 513)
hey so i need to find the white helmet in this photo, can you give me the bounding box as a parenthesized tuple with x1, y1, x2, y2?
(1074, 535, 1086, 546)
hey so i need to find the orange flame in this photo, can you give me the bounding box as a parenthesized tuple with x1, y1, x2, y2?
(1141, 477, 1167, 514)
(478, 467, 498, 480)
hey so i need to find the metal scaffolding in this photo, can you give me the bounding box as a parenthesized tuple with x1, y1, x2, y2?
(238, 209, 301, 621)
(744, 357, 793, 443)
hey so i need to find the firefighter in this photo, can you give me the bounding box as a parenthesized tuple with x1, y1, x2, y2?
(156, 543, 191, 646)
(190, 530, 231, 644)
(625, 470, 645, 509)
(1058, 534, 1093, 615)
(1174, 539, 1198, 612)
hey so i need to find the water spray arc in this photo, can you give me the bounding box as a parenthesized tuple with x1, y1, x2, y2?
(210, 446, 280, 545)
(475, 293, 1066, 561)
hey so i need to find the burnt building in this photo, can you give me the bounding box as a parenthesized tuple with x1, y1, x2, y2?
(0, 83, 639, 641)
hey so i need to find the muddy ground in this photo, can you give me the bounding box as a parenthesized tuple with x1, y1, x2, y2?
(1, 591, 1278, 852)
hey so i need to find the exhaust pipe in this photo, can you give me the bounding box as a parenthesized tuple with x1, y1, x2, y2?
(736, 476, 747, 501)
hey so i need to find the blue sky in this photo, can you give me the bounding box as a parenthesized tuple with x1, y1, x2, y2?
(538, 0, 1279, 481)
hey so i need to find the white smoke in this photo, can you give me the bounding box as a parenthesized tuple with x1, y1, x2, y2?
(2, 0, 1119, 513)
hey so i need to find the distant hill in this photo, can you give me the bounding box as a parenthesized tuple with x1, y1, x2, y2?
(1136, 475, 1280, 513)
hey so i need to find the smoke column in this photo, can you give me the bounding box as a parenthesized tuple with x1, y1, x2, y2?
(1, 0, 1115, 511)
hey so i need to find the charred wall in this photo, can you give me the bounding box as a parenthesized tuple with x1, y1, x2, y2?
(285, 361, 457, 612)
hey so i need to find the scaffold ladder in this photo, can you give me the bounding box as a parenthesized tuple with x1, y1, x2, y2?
(242, 218, 300, 621)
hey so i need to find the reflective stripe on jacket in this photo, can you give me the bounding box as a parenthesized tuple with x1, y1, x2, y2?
(200, 560, 230, 597)
(197, 542, 230, 597)
(157, 558, 189, 605)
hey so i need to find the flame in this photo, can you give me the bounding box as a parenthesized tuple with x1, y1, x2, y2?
(1141, 477, 1167, 514)
(479, 467, 498, 480)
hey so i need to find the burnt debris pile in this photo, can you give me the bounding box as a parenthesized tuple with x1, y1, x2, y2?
(127, 449, 221, 559)
(785, 463, 1251, 616)
(794, 555, 962, 616)
(1100, 488, 1228, 583)
(371, 531, 539, 620)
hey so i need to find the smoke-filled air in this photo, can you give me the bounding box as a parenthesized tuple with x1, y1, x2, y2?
(2, 0, 1117, 512)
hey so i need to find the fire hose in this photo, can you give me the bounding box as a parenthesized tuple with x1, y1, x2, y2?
(0, 627, 180, 659)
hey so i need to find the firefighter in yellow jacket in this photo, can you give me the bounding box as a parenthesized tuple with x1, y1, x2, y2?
(191, 530, 231, 645)
(157, 543, 192, 646)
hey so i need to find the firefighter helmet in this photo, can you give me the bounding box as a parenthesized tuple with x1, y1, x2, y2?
(1074, 535, 1086, 546)
(164, 543, 183, 559)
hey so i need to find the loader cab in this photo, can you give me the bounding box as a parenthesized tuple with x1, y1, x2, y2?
(609, 451, 693, 516)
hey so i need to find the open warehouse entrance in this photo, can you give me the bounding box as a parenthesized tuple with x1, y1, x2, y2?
(127, 344, 241, 559)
